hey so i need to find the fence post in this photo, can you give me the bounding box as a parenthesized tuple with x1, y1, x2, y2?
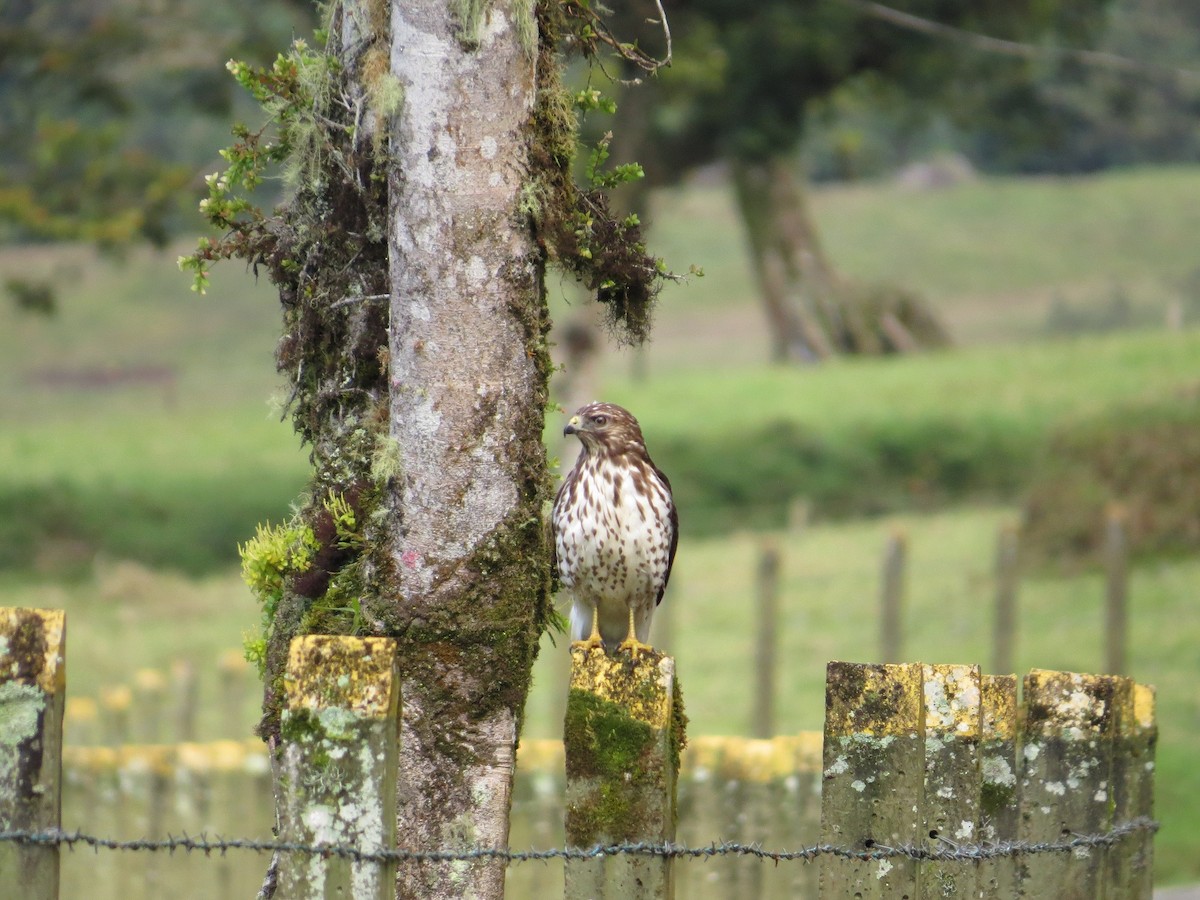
(275, 634, 400, 900)
(0, 607, 67, 900)
(880, 529, 907, 663)
(754, 542, 781, 738)
(992, 523, 1019, 676)
(978, 674, 1019, 898)
(1108, 683, 1157, 899)
(564, 646, 683, 900)
(1018, 669, 1122, 898)
(919, 663, 983, 898)
(819, 661, 923, 898)
(1105, 504, 1129, 675)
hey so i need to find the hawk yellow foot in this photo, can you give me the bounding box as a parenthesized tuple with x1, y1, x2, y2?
(617, 607, 653, 658)
(617, 636, 656, 659)
(571, 607, 605, 653)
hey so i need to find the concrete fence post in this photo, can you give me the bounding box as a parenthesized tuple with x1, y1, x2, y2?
(564, 646, 683, 900)
(978, 674, 1019, 898)
(1109, 683, 1157, 899)
(918, 663, 983, 899)
(754, 542, 781, 738)
(1019, 669, 1123, 899)
(275, 634, 399, 900)
(0, 607, 67, 900)
(819, 661, 924, 898)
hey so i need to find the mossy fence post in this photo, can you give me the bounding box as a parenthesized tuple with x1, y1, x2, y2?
(819, 661, 1156, 899)
(754, 542, 781, 738)
(275, 635, 400, 899)
(0, 607, 67, 900)
(564, 646, 683, 900)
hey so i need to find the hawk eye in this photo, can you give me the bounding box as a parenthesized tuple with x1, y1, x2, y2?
(592, 414, 608, 426)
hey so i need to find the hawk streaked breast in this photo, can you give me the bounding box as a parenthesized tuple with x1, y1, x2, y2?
(551, 402, 678, 655)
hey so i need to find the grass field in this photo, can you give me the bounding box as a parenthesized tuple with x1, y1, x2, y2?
(2, 164, 1199, 882)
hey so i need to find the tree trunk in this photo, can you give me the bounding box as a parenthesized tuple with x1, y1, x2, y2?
(731, 156, 947, 361)
(731, 157, 838, 363)
(385, 2, 550, 899)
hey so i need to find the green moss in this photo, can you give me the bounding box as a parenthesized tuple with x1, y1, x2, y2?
(450, 0, 493, 49)
(524, 0, 666, 346)
(564, 687, 661, 844)
(980, 779, 1015, 818)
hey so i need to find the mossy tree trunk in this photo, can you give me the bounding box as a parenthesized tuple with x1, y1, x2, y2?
(253, 1, 553, 898)
(381, 2, 552, 899)
(731, 156, 949, 363)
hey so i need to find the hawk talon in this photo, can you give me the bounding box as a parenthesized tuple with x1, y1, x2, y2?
(572, 608, 605, 654)
(571, 635, 605, 654)
(617, 607, 654, 659)
(617, 637, 656, 659)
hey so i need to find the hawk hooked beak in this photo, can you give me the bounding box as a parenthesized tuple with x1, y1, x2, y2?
(563, 414, 582, 437)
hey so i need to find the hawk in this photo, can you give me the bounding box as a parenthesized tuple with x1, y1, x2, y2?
(552, 402, 678, 656)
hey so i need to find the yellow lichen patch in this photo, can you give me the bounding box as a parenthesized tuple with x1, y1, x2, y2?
(62, 745, 118, 774)
(1132, 683, 1156, 734)
(825, 661, 922, 738)
(116, 743, 176, 778)
(923, 663, 981, 739)
(0, 607, 66, 693)
(99, 684, 133, 714)
(133, 668, 167, 693)
(982, 674, 1018, 741)
(568, 646, 674, 731)
(680, 735, 726, 780)
(284, 635, 398, 719)
(789, 731, 824, 772)
(516, 738, 564, 772)
(718, 737, 801, 783)
(64, 696, 98, 727)
(65, 739, 269, 777)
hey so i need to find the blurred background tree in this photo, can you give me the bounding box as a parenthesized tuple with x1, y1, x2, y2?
(0, 0, 313, 312)
(602, 0, 1200, 362)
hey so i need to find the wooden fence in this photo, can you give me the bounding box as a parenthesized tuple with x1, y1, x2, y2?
(1, 607, 1157, 899)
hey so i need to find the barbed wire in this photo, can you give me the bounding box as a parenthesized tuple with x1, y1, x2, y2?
(0, 816, 1158, 865)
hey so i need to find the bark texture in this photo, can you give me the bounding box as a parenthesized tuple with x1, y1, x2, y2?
(385, 2, 550, 898)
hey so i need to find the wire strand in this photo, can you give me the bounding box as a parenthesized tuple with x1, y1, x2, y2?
(0, 816, 1158, 866)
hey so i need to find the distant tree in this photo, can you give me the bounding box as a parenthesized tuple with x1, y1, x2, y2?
(611, 0, 1112, 361)
(0, 0, 310, 309)
(960, 0, 1200, 172)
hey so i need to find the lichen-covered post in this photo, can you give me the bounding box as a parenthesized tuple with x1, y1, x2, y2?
(978, 674, 1019, 898)
(1018, 669, 1121, 899)
(276, 635, 399, 899)
(0, 607, 67, 900)
(564, 646, 684, 900)
(919, 663, 983, 898)
(819, 661, 924, 898)
(1107, 682, 1156, 899)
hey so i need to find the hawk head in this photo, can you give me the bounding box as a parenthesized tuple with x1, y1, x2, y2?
(563, 402, 645, 457)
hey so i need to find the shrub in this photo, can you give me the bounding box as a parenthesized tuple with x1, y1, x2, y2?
(1021, 385, 1200, 567)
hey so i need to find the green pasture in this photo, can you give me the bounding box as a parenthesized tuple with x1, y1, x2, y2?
(2, 164, 1199, 882)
